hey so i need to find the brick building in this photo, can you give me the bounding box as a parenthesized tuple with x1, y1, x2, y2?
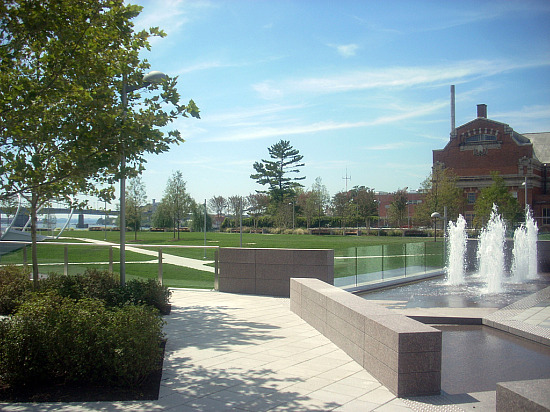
(433, 104, 550, 229)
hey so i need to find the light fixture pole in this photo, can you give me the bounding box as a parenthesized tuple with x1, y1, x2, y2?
(288, 201, 295, 229)
(239, 197, 243, 247)
(120, 70, 168, 286)
(431, 212, 441, 242)
(522, 175, 529, 210)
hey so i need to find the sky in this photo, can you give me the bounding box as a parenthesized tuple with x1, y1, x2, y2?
(114, 0, 550, 209)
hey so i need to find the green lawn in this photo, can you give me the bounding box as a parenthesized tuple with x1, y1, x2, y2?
(1, 229, 443, 289)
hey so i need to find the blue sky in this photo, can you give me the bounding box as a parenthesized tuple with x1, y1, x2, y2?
(123, 0, 550, 208)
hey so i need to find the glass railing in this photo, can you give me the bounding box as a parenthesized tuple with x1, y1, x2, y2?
(334, 241, 445, 289)
(0, 240, 219, 289)
(1, 239, 446, 291)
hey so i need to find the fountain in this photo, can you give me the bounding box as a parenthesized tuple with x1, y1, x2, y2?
(363, 205, 545, 309)
(511, 209, 539, 282)
(444, 205, 539, 295)
(446, 215, 467, 286)
(525, 208, 539, 280)
(477, 205, 507, 294)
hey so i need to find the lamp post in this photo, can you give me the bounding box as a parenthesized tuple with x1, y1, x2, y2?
(120, 70, 168, 286)
(288, 201, 295, 229)
(239, 197, 243, 247)
(521, 176, 529, 210)
(431, 212, 441, 242)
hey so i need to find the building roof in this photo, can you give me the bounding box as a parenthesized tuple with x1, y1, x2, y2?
(523, 132, 550, 164)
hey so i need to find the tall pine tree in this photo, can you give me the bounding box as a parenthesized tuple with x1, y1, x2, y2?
(251, 140, 305, 203)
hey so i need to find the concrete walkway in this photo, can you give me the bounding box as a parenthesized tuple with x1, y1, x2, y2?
(2, 287, 548, 411)
(2, 282, 550, 411)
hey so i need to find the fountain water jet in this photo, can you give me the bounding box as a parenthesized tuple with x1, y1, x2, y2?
(446, 215, 467, 285)
(476, 205, 506, 294)
(525, 209, 539, 279)
(511, 224, 529, 283)
(511, 208, 539, 282)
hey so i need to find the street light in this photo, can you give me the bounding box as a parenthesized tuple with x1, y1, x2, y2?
(288, 201, 295, 230)
(521, 176, 529, 210)
(120, 70, 168, 286)
(431, 212, 441, 242)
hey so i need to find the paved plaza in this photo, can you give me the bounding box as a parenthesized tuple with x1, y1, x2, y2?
(1, 285, 549, 411)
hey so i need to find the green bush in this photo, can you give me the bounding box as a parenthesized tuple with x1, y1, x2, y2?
(40, 268, 118, 301)
(40, 270, 171, 314)
(0, 293, 164, 387)
(107, 278, 172, 314)
(0, 265, 31, 315)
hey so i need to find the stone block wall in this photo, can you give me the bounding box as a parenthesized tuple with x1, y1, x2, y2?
(290, 278, 441, 397)
(496, 379, 550, 411)
(217, 248, 334, 297)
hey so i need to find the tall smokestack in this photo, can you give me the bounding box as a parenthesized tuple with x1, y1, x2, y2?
(450, 85, 456, 139)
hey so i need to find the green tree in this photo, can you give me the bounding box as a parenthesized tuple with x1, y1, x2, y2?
(0, 0, 199, 286)
(349, 186, 378, 228)
(126, 176, 146, 240)
(251, 140, 305, 203)
(190, 201, 212, 232)
(387, 188, 408, 229)
(473, 172, 522, 228)
(163, 171, 192, 239)
(331, 191, 358, 228)
(246, 193, 269, 228)
(414, 167, 464, 226)
(208, 196, 227, 222)
(228, 195, 247, 228)
(152, 201, 173, 229)
(308, 177, 330, 229)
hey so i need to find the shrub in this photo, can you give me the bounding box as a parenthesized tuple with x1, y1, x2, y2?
(40, 268, 118, 301)
(40, 270, 171, 314)
(0, 293, 164, 387)
(0, 265, 31, 315)
(108, 279, 171, 314)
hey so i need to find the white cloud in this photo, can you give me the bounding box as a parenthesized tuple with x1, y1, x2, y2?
(132, 0, 215, 35)
(328, 43, 359, 58)
(254, 58, 550, 98)
(364, 141, 419, 151)
(492, 104, 550, 121)
(492, 104, 550, 133)
(252, 82, 283, 100)
(203, 99, 448, 143)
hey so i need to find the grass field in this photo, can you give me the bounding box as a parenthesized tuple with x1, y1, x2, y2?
(1, 229, 444, 289)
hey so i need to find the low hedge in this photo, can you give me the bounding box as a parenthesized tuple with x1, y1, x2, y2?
(0, 293, 164, 386)
(0, 268, 172, 315)
(0, 266, 31, 315)
(0, 267, 170, 390)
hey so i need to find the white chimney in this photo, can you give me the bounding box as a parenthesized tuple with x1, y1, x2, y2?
(450, 85, 456, 139)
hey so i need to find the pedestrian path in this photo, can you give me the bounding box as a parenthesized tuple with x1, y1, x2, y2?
(61, 237, 215, 273)
(2, 286, 549, 411)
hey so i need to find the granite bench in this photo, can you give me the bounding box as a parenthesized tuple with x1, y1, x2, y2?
(290, 278, 442, 397)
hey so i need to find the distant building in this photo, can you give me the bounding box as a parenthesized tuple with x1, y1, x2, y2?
(433, 104, 550, 229)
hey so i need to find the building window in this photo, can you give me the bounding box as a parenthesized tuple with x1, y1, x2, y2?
(543, 208, 550, 225)
(467, 192, 476, 204)
(465, 134, 497, 144)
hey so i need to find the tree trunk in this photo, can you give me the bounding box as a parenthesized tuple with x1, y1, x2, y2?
(30, 193, 39, 290)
